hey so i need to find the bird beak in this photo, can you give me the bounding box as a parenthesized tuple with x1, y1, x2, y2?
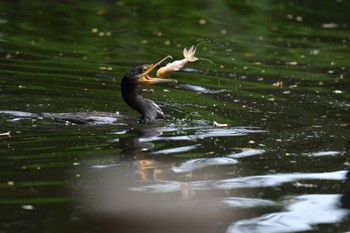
(138, 55, 177, 85)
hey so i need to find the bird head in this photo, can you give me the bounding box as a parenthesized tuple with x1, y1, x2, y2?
(135, 55, 176, 86)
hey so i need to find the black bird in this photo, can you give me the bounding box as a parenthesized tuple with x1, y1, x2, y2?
(121, 55, 176, 123)
(0, 56, 176, 125)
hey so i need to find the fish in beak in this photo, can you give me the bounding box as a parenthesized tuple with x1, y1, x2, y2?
(137, 55, 177, 85)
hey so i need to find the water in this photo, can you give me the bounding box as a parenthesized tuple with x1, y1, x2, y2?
(0, 0, 350, 232)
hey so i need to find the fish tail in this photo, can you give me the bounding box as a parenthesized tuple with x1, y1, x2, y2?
(183, 45, 198, 62)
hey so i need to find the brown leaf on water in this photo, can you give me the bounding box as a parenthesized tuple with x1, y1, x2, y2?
(7, 181, 14, 186)
(293, 182, 317, 188)
(286, 61, 298, 65)
(272, 81, 283, 87)
(243, 53, 254, 57)
(321, 23, 338, 29)
(213, 121, 228, 127)
(198, 19, 207, 25)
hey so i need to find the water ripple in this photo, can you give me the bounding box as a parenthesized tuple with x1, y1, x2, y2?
(216, 197, 277, 209)
(301, 151, 343, 157)
(172, 157, 238, 173)
(132, 170, 347, 193)
(144, 126, 266, 142)
(212, 170, 347, 190)
(228, 149, 266, 159)
(152, 144, 200, 155)
(227, 194, 349, 233)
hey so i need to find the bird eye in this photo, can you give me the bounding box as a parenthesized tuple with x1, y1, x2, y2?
(142, 65, 153, 74)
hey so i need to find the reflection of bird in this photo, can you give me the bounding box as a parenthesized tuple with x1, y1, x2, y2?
(121, 56, 176, 123)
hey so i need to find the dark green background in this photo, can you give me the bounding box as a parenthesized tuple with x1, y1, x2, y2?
(0, 0, 349, 232)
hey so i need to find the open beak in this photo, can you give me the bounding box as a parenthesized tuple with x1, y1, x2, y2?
(137, 55, 177, 85)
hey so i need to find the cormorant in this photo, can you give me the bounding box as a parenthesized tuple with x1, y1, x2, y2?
(121, 55, 176, 123)
(0, 56, 178, 125)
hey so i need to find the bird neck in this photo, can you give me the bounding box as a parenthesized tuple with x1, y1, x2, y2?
(121, 85, 164, 122)
(121, 84, 144, 112)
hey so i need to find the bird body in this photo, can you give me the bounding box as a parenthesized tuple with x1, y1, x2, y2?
(121, 57, 176, 123)
(0, 48, 198, 125)
(122, 46, 199, 122)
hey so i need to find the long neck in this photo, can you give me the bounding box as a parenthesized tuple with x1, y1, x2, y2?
(121, 80, 144, 113)
(121, 80, 164, 122)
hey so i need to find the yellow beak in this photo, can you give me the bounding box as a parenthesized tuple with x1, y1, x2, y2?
(137, 55, 177, 85)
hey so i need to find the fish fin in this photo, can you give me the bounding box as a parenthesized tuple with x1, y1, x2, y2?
(183, 47, 188, 57)
(183, 45, 198, 62)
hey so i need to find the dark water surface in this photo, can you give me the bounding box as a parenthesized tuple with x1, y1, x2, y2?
(0, 1, 350, 232)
